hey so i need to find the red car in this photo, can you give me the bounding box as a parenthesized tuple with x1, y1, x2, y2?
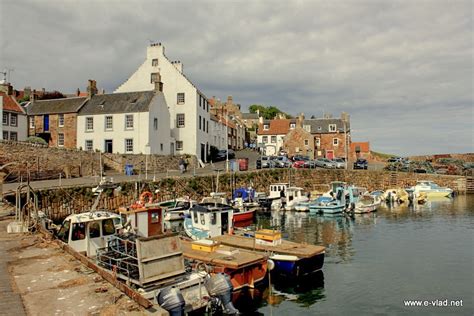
(292, 161, 306, 169)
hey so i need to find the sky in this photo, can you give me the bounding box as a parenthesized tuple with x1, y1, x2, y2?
(1, 0, 472, 155)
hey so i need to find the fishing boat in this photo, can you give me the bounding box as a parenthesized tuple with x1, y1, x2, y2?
(213, 230, 325, 277)
(184, 203, 234, 240)
(271, 186, 309, 211)
(181, 239, 268, 290)
(411, 181, 453, 198)
(295, 201, 310, 212)
(353, 194, 380, 213)
(202, 192, 256, 224)
(309, 196, 346, 214)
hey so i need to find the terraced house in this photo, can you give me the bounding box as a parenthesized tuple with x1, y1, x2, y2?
(0, 86, 28, 142)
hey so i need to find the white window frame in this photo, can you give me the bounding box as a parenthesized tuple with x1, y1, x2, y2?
(29, 117, 35, 128)
(58, 133, 64, 147)
(176, 141, 183, 151)
(290, 123, 296, 129)
(125, 114, 134, 130)
(9, 131, 17, 141)
(125, 138, 134, 153)
(86, 117, 94, 131)
(152, 58, 158, 66)
(333, 138, 339, 146)
(271, 136, 276, 143)
(262, 136, 268, 143)
(177, 93, 185, 104)
(263, 124, 269, 130)
(85, 140, 93, 151)
(2, 131, 8, 140)
(10, 113, 17, 127)
(176, 114, 185, 128)
(303, 125, 311, 132)
(316, 138, 321, 147)
(329, 124, 337, 132)
(58, 114, 64, 127)
(105, 116, 113, 130)
(2, 112, 8, 126)
(150, 72, 159, 83)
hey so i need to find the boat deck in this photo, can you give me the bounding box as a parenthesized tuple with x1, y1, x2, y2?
(181, 240, 266, 269)
(212, 235, 325, 258)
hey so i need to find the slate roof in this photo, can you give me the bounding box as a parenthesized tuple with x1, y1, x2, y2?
(303, 118, 350, 133)
(27, 97, 87, 115)
(240, 112, 259, 120)
(78, 91, 159, 115)
(0, 92, 25, 114)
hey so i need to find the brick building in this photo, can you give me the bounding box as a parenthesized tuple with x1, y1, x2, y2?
(350, 142, 370, 160)
(282, 121, 315, 158)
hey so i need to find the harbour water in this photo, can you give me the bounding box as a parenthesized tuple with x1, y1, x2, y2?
(234, 195, 473, 315)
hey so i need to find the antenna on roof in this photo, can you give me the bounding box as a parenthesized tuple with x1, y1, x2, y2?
(5, 67, 14, 83)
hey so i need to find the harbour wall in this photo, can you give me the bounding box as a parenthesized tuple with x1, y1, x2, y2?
(10, 169, 468, 222)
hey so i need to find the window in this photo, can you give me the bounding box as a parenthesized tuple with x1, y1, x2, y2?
(89, 222, 101, 238)
(86, 117, 94, 131)
(176, 141, 183, 150)
(199, 115, 202, 130)
(58, 114, 64, 127)
(290, 123, 296, 129)
(150, 72, 160, 83)
(263, 124, 269, 130)
(271, 136, 276, 143)
(29, 117, 35, 128)
(176, 114, 185, 128)
(304, 139, 309, 146)
(3, 112, 8, 125)
(154, 118, 158, 130)
(3, 131, 8, 140)
(71, 223, 86, 241)
(57, 220, 70, 243)
(303, 125, 311, 132)
(102, 219, 115, 236)
(10, 113, 17, 127)
(316, 138, 321, 147)
(210, 213, 216, 225)
(105, 116, 113, 130)
(193, 211, 198, 224)
(318, 126, 322, 131)
(85, 140, 93, 151)
(125, 115, 134, 129)
(262, 136, 268, 143)
(152, 58, 158, 66)
(333, 138, 339, 146)
(125, 138, 134, 153)
(200, 213, 205, 225)
(329, 124, 337, 132)
(177, 93, 185, 104)
(58, 133, 64, 146)
(206, 121, 209, 133)
(160, 143, 163, 151)
(9, 132, 17, 141)
(151, 212, 160, 223)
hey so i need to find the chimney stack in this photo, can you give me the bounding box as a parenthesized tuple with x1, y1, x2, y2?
(87, 80, 98, 98)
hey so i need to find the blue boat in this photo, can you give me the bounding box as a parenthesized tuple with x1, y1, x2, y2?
(309, 186, 347, 214)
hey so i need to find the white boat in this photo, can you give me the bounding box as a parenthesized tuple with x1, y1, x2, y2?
(411, 181, 453, 198)
(184, 203, 234, 240)
(353, 194, 381, 213)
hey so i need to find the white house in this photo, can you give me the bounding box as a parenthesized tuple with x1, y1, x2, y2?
(210, 114, 227, 150)
(77, 87, 171, 155)
(256, 117, 295, 156)
(115, 43, 210, 161)
(1, 87, 28, 142)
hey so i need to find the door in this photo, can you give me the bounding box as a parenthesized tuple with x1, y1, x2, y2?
(221, 212, 229, 235)
(148, 209, 163, 236)
(87, 221, 103, 257)
(201, 143, 205, 161)
(104, 140, 113, 153)
(170, 142, 175, 155)
(43, 115, 50, 132)
(326, 150, 334, 160)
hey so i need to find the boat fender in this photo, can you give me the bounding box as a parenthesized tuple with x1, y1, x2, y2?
(267, 259, 275, 271)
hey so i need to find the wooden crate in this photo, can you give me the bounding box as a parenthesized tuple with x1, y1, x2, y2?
(255, 229, 282, 242)
(191, 239, 220, 252)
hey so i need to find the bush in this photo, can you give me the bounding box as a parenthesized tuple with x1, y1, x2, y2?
(26, 136, 47, 145)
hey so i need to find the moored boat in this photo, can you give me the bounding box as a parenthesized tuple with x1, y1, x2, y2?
(184, 203, 234, 240)
(411, 180, 453, 198)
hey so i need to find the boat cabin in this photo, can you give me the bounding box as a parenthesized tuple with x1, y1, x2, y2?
(118, 206, 164, 237)
(347, 186, 367, 203)
(188, 204, 234, 238)
(232, 187, 256, 202)
(268, 183, 289, 199)
(56, 211, 122, 257)
(201, 192, 229, 205)
(285, 187, 306, 203)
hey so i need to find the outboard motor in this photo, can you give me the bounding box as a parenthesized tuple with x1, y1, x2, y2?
(205, 273, 239, 315)
(156, 287, 186, 316)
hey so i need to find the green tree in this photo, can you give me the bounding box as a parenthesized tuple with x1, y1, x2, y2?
(248, 104, 291, 119)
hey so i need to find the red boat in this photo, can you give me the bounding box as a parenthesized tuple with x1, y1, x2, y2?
(233, 208, 256, 223)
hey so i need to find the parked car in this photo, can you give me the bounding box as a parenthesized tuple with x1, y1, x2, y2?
(292, 160, 306, 169)
(291, 155, 310, 162)
(303, 160, 318, 168)
(332, 158, 346, 169)
(272, 156, 292, 168)
(215, 149, 235, 161)
(387, 157, 404, 163)
(314, 158, 336, 169)
(353, 158, 368, 170)
(256, 156, 275, 169)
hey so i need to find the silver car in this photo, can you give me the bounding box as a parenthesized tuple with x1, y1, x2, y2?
(332, 158, 346, 169)
(315, 158, 336, 168)
(272, 156, 292, 168)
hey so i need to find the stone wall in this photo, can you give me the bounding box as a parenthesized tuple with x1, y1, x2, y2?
(16, 169, 467, 222)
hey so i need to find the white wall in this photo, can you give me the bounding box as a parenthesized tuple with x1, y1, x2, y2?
(0, 96, 3, 138)
(257, 134, 286, 155)
(2, 110, 28, 141)
(210, 119, 227, 150)
(115, 44, 211, 159)
(147, 94, 171, 155)
(77, 112, 150, 154)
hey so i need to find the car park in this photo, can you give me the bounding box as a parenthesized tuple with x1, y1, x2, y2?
(272, 156, 292, 168)
(256, 156, 275, 169)
(353, 158, 368, 170)
(314, 158, 336, 168)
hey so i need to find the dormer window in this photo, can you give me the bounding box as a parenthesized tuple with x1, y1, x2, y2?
(329, 124, 337, 132)
(318, 126, 322, 131)
(152, 58, 158, 66)
(290, 123, 296, 129)
(263, 124, 269, 130)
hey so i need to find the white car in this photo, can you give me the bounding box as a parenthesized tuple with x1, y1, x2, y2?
(332, 158, 346, 169)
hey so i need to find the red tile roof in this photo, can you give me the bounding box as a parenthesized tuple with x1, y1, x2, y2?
(0, 92, 24, 113)
(350, 142, 370, 152)
(257, 119, 291, 135)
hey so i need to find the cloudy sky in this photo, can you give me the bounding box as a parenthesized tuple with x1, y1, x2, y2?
(1, 0, 472, 155)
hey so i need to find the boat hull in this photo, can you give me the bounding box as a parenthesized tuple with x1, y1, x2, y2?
(233, 209, 255, 223)
(309, 205, 345, 214)
(272, 252, 325, 277)
(215, 262, 268, 290)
